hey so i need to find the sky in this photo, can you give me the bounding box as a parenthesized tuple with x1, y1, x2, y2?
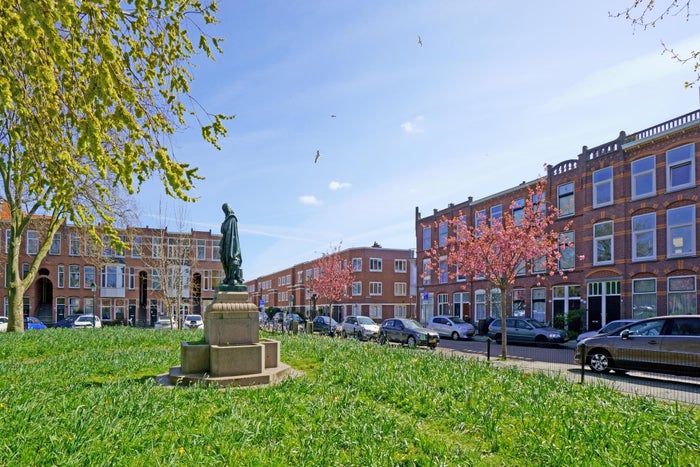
(136, 1, 700, 280)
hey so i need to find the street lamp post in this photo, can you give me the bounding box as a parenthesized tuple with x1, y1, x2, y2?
(90, 282, 97, 327)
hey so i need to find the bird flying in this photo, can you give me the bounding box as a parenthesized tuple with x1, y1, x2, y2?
(314, 150, 321, 163)
(417, 35, 422, 47)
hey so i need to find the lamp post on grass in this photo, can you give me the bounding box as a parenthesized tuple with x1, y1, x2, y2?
(90, 282, 97, 327)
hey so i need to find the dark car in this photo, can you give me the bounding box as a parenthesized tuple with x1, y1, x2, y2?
(378, 318, 439, 349)
(488, 317, 568, 346)
(574, 315, 700, 377)
(24, 316, 47, 330)
(311, 316, 338, 335)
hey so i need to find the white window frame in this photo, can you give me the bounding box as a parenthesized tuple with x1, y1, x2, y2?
(369, 258, 382, 272)
(352, 282, 362, 296)
(394, 282, 407, 296)
(632, 212, 656, 261)
(422, 258, 431, 285)
(474, 289, 486, 321)
(667, 275, 697, 315)
(422, 226, 431, 250)
(438, 256, 448, 284)
(68, 264, 80, 289)
(667, 205, 695, 258)
(631, 155, 656, 200)
(369, 305, 382, 319)
(557, 182, 574, 217)
(352, 258, 362, 272)
(490, 205, 502, 226)
(49, 233, 61, 255)
(632, 278, 657, 319)
(152, 237, 162, 258)
(369, 281, 382, 296)
(84, 265, 95, 289)
(438, 221, 448, 247)
(666, 143, 695, 192)
(26, 230, 39, 255)
(593, 220, 614, 265)
(57, 264, 65, 289)
(69, 233, 80, 256)
(593, 167, 613, 208)
(394, 259, 407, 273)
(559, 231, 575, 271)
(131, 236, 142, 258)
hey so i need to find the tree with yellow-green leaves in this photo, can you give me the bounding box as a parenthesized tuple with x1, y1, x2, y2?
(0, 1, 231, 332)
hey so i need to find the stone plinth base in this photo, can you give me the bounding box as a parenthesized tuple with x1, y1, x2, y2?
(163, 289, 299, 389)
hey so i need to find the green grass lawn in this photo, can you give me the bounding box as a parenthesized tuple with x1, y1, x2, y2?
(0, 327, 698, 466)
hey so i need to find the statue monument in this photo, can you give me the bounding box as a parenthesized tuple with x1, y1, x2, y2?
(165, 203, 294, 387)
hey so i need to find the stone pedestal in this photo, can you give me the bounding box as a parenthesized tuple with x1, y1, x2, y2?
(166, 289, 294, 388)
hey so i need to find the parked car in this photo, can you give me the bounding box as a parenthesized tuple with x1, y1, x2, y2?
(24, 316, 47, 330)
(378, 318, 439, 349)
(574, 315, 700, 377)
(339, 315, 380, 340)
(182, 314, 204, 330)
(311, 316, 338, 335)
(154, 317, 177, 329)
(54, 314, 102, 329)
(576, 319, 638, 343)
(0, 316, 7, 332)
(488, 317, 568, 346)
(427, 315, 476, 340)
(271, 311, 306, 330)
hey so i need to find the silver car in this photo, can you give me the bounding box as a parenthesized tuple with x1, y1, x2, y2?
(576, 319, 638, 343)
(488, 318, 569, 346)
(339, 315, 379, 340)
(427, 315, 475, 340)
(575, 315, 700, 377)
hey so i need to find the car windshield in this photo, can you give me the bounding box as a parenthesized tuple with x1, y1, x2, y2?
(450, 317, 467, 324)
(403, 320, 424, 330)
(185, 316, 201, 321)
(356, 316, 375, 325)
(524, 319, 547, 328)
(599, 321, 631, 334)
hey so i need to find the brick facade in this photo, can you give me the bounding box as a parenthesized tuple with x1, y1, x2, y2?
(416, 110, 700, 332)
(246, 246, 416, 322)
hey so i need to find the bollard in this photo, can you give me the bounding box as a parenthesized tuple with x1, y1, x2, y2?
(486, 337, 491, 361)
(580, 343, 586, 384)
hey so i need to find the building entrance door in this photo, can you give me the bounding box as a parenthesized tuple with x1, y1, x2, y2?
(586, 281, 621, 331)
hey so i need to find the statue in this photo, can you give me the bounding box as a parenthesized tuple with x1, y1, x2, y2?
(220, 203, 243, 286)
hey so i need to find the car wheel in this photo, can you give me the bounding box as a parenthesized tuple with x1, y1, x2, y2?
(589, 350, 612, 374)
(407, 336, 416, 348)
(451, 331, 460, 341)
(534, 335, 548, 347)
(341, 330, 347, 338)
(378, 334, 387, 345)
(494, 333, 502, 345)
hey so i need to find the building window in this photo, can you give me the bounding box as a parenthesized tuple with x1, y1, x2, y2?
(369, 305, 382, 319)
(394, 259, 407, 273)
(394, 282, 407, 296)
(69, 265, 80, 288)
(297, 271, 303, 283)
(115, 235, 126, 258)
(632, 278, 656, 319)
(593, 220, 614, 265)
(131, 236, 142, 258)
(167, 238, 178, 259)
(490, 205, 502, 227)
(84, 266, 95, 289)
(512, 289, 526, 316)
(422, 258, 431, 285)
(68, 297, 79, 314)
(4, 229, 9, 254)
(531, 287, 546, 322)
(102, 234, 114, 257)
(557, 182, 574, 217)
(26, 230, 39, 255)
(151, 237, 162, 258)
(593, 167, 613, 208)
(475, 209, 486, 231)
(352, 258, 362, 272)
(453, 292, 469, 318)
(559, 231, 575, 270)
(369, 258, 382, 272)
(438, 257, 448, 284)
(474, 290, 486, 321)
(369, 282, 382, 296)
(394, 305, 407, 318)
(667, 205, 695, 258)
(22, 263, 29, 279)
(196, 239, 206, 261)
(102, 265, 125, 289)
(57, 264, 65, 288)
(512, 198, 525, 226)
(151, 269, 162, 290)
(56, 297, 65, 320)
(531, 256, 545, 275)
(516, 261, 526, 276)
(631, 155, 655, 199)
(632, 212, 656, 261)
(490, 289, 501, 318)
(438, 221, 448, 247)
(437, 293, 449, 315)
(128, 267, 136, 290)
(49, 233, 61, 255)
(203, 270, 212, 291)
(422, 226, 431, 250)
(666, 143, 695, 192)
(352, 282, 362, 296)
(668, 276, 697, 315)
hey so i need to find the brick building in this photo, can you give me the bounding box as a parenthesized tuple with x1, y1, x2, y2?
(246, 245, 416, 323)
(416, 109, 700, 332)
(1, 211, 223, 326)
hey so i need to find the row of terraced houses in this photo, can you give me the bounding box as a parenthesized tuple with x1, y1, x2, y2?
(4, 109, 700, 330)
(247, 109, 700, 331)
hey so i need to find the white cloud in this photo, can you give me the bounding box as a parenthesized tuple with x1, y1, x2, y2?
(329, 180, 352, 190)
(298, 195, 322, 206)
(400, 116, 425, 134)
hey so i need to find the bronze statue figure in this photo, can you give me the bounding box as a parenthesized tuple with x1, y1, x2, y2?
(220, 203, 243, 286)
